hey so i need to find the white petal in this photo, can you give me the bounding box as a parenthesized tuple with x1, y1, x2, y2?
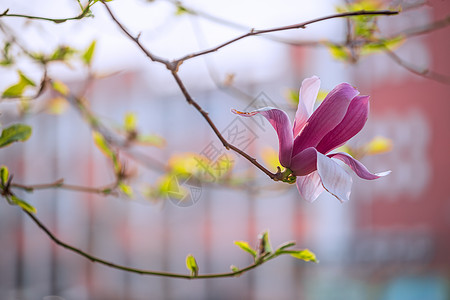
(293, 76, 321, 137)
(316, 151, 352, 203)
(300, 76, 321, 117)
(296, 171, 325, 203)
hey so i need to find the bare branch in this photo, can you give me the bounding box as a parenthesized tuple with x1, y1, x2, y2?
(102, 3, 170, 67)
(393, 14, 450, 38)
(174, 10, 398, 64)
(23, 208, 287, 279)
(384, 48, 450, 85)
(170, 71, 278, 179)
(102, 1, 277, 180)
(11, 179, 118, 195)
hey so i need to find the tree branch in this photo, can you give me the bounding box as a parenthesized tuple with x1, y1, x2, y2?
(384, 47, 450, 85)
(102, 1, 277, 180)
(11, 179, 118, 195)
(101, 2, 398, 180)
(0, 5, 91, 24)
(101, 3, 170, 67)
(23, 208, 287, 279)
(173, 10, 398, 64)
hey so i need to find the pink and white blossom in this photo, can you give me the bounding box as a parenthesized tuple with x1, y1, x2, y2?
(232, 76, 390, 203)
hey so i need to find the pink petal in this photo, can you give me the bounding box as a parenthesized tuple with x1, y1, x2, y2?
(231, 107, 293, 167)
(292, 83, 359, 157)
(289, 147, 317, 176)
(293, 76, 321, 138)
(316, 95, 370, 154)
(328, 152, 391, 180)
(316, 151, 352, 203)
(296, 171, 325, 203)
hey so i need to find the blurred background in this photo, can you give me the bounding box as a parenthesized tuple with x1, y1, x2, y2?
(0, 0, 449, 299)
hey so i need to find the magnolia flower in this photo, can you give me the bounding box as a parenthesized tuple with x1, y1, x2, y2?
(232, 76, 390, 203)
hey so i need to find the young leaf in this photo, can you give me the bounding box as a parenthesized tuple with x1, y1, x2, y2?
(230, 265, 239, 272)
(175, 4, 191, 16)
(82, 40, 96, 65)
(258, 231, 272, 256)
(0, 124, 32, 148)
(289, 249, 318, 263)
(276, 241, 296, 252)
(2, 71, 36, 98)
(51, 80, 70, 96)
(0, 42, 14, 66)
(360, 36, 405, 56)
(136, 134, 166, 147)
(185, 254, 199, 277)
(92, 131, 121, 173)
(118, 182, 133, 198)
(10, 195, 36, 214)
(0, 165, 9, 187)
(124, 112, 137, 132)
(327, 44, 351, 62)
(50, 45, 75, 61)
(234, 241, 257, 259)
(93, 131, 114, 158)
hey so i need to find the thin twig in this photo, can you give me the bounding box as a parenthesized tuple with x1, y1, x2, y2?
(161, 0, 319, 46)
(188, 14, 255, 104)
(23, 209, 277, 279)
(102, 2, 398, 180)
(392, 15, 450, 39)
(0, 5, 91, 24)
(170, 71, 278, 179)
(102, 3, 170, 67)
(174, 10, 398, 64)
(384, 48, 450, 85)
(11, 179, 117, 194)
(102, 1, 277, 180)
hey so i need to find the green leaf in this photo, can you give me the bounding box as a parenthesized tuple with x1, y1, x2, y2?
(124, 112, 137, 132)
(234, 241, 257, 259)
(175, 4, 191, 16)
(336, 0, 384, 41)
(82, 40, 96, 65)
(93, 131, 113, 158)
(137, 134, 166, 147)
(185, 254, 199, 277)
(327, 44, 351, 61)
(2, 71, 36, 98)
(10, 195, 36, 213)
(118, 182, 133, 197)
(258, 231, 272, 256)
(0, 165, 9, 187)
(0, 124, 32, 148)
(361, 36, 405, 56)
(0, 42, 14, 66)
(230, 265, 239, 272)
(276, 241, 296, 251)
(289, 249, 318, 263)
(92, 131, 121, 173)
(50, 45, 76, 61)
(51, 80, 69, 96)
